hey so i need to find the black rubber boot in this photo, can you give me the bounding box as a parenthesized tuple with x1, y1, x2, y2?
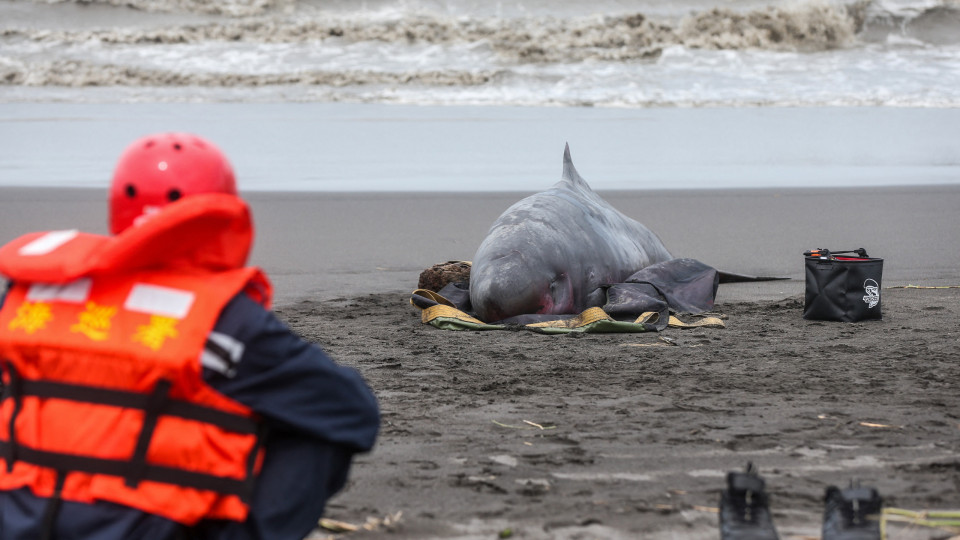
(719, 463, 780, 540)
(821, 483, 883, 540)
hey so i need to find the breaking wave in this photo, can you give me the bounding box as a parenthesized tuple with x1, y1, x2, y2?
(3, 0, 959, 106)
(0, 59, 502, 88)
(5, 3, 871, 55)
(25, 0, 294, 17)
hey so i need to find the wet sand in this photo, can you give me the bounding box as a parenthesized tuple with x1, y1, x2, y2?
(1, 186, 959, 538)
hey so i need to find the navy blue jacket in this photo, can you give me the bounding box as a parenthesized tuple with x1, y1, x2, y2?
(0, 289, 380, 540)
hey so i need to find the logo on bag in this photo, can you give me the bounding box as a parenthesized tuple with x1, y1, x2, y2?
(863, 279, 880, 309)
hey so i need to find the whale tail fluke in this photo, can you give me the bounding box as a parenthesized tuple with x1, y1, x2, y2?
(718, 271, 789, 283)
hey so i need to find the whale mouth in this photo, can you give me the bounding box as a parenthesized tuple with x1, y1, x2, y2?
(483, 305, 509, 323)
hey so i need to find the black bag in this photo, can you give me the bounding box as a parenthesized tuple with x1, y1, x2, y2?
(803, 248, 883, 322)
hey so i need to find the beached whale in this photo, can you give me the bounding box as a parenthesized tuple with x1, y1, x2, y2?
(469, 144, 675, 323)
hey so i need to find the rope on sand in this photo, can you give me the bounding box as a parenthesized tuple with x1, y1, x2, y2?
(887, 285, 960, 289)
(881, 508, 960, 539)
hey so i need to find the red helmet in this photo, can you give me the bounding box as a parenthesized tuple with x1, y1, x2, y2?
(109, 133, 237, 234)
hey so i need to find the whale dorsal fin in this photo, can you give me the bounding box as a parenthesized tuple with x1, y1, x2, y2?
(561, 143, 591, 191)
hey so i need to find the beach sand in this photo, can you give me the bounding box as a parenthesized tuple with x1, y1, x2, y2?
(1, 186, 959, 539)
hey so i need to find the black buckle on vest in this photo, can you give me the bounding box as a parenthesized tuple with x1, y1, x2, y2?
(125, 379, 172, 489)
(2, 363, 23, 472)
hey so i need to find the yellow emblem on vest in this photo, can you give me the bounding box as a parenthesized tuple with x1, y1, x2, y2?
(133, 315, 180, 351)
(8, 301, 53, 334)
(70, 301, 117, 341)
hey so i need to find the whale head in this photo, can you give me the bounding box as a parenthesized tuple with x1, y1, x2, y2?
(469, 228, 581, 322)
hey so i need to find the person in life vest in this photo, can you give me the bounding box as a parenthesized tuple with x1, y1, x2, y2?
(0, 133, 380, 540)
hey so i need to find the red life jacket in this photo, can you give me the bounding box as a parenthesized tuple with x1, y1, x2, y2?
(0, 194, 273, 525)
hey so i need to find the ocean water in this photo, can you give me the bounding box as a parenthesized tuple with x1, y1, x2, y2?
(1, 103, 957, 191)
(1, 0, 959, 107)
(1, 0, 958, 192)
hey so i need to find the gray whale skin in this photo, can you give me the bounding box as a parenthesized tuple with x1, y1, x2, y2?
(469, 144, 673, 323)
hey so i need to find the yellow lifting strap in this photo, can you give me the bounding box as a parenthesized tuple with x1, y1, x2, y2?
(413, 292, 724, 334)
